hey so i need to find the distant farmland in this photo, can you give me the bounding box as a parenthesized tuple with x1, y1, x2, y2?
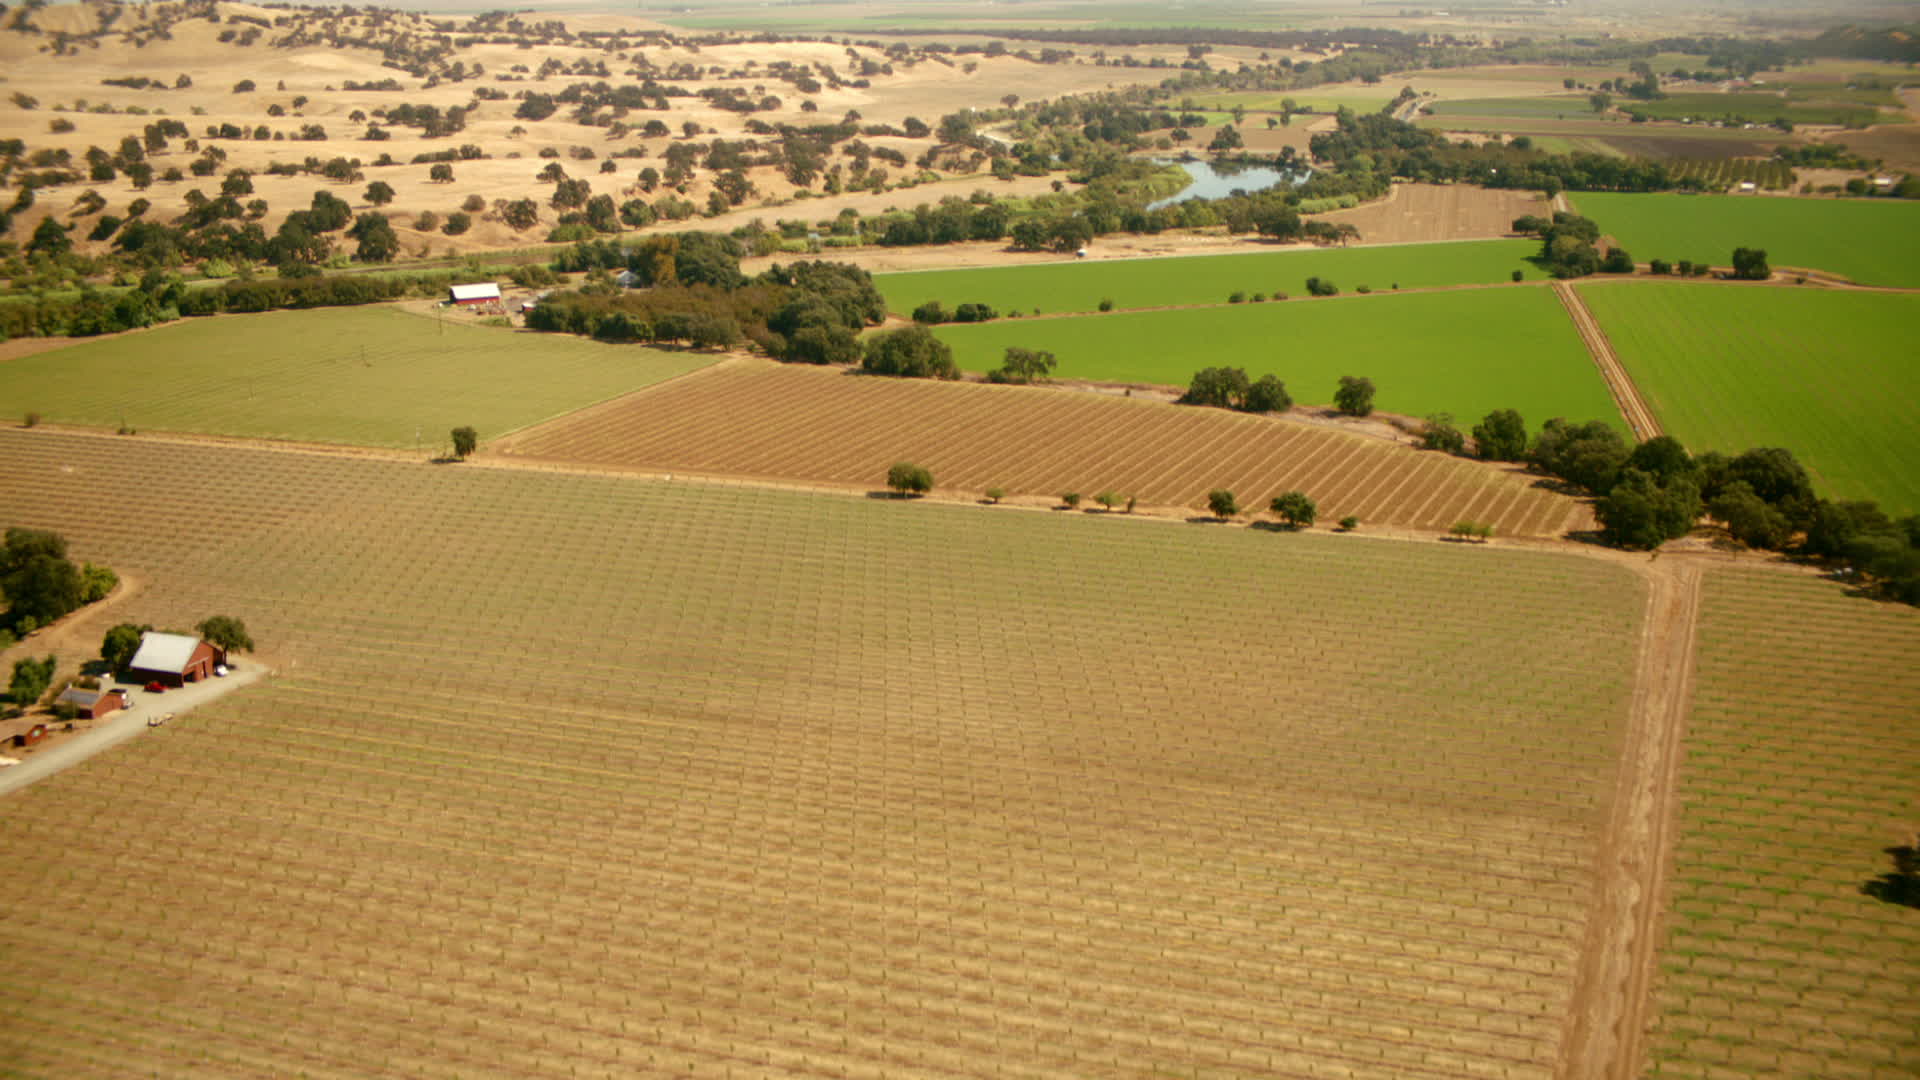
(927, 286, 1624, 430)
(1648, 568, 1920, 1078)
(499, 360, 1596, 536)
(0, 307, 713, 448)
(1578, 282, 1920, 513)
(875, 239, 1545, 316)
(1571, 193, 1920, 287)
(0, 429, 1643, 1079)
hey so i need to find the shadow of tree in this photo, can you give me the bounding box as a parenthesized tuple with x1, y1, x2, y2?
(1861, 845, 1920, 909)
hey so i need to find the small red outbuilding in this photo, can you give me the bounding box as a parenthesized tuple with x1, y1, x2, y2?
(55, 686, 129, 719)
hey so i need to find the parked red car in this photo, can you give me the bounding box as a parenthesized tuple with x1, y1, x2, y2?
(143, 681, 166, 693)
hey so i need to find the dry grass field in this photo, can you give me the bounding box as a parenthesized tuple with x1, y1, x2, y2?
(0, 1, 1168, 255)
(493, 359, 1596, 536)
(0, 427, 1644, 1079)
(1646, 568, 1920, 1078)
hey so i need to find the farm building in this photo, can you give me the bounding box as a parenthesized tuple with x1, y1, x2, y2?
(55, 686, 129, 719)
(126, 631, 222, 688)
(11, 723, 48, 748)
(448, 283, 502, 306)
(614, 269, 641, 288)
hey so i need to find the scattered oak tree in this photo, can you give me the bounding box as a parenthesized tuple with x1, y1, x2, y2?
(450, 426, 478, 459)
(195, 615, 255, 655)
(1418, 413, 1465, 453)
(886, 461, 934, 497)
(1269, 491, 1317, 528)
(1207, 489, 1239, 519)
(1730, 246, 1771, 281)
(987, 347, 1057, 385)
(1334, 375, 1375, 417)
(1242, 374, 1292, 414)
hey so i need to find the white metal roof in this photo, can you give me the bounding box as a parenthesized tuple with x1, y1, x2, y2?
(449, 282, 501, 301)
(128, 632, 202, 674)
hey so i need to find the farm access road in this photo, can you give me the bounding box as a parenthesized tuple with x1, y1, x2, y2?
(1554, 281, 1664, 442)
(0, 660, 267, 798)
(1558, 558, 1704, 1080)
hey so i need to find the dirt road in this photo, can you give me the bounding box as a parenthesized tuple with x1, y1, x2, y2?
(0, 660, 267, 797)
(1554, 280, 1664, 441)
(1558, 559, 1704, 1079)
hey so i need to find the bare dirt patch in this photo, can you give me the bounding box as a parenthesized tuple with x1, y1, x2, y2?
(1311, 183, 1552, 245)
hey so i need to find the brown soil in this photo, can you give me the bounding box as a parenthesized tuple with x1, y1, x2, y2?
(1310, 182, 1552, 245)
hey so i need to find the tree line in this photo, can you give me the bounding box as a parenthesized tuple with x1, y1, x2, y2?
(1419, 410, 1920, 603)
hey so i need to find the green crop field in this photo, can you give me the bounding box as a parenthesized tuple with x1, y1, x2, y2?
(930, 285, 1622, 427)
(876, 239, 1546, 317)
(0, 429, 1644, 1078)
(1578, 282, 1920, 513)
(0, 306, 712, 448)
(1647, 568, 1920, 1078)
(1623, 92, 1886, 127)
(1573, 192, 1920, 287)
(1426, 96, 1600, 118)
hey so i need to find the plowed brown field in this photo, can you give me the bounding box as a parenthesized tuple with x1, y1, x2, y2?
(1311, 183, 1553, 245)
(495, 361, 1595, 537)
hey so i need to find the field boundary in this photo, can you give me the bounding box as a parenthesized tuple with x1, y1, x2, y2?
(1554, 281, 1662, 441)
(1558, 560, 1703, 1080)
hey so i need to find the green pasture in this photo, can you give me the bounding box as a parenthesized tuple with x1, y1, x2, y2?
(930, 285, 1621, 427)
(0, 305, 711, 448)
(1623, 91, 1886, 127)
(1571, 192, 1920, 286)
(876, 239, 1546, 317)
(1579, 282, 1920, 513)
(1426, 96, 1599, 118)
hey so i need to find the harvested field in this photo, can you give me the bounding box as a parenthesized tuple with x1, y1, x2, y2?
(1646, 568, 1920, 1078)
(0, 306, 714, 448)
(1578, 282, 1920, 514)
(0, 428, 1644, 1079)
(1311, 183, 1552, 245)
(495, 360, 1597, 536)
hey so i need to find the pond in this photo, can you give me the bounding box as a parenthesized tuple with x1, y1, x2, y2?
(1146, 158, 1310, 211)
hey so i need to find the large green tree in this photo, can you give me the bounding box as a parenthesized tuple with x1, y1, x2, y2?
(1, 528, 82, 630)
(1472, 409, 1528, 461)
(195, 615, 255, 654)
(1596, 468, 1701, 549)
(99, 622, 151, 672)
(861, 326, 957, 379)
(1179, 367, 1250, 409)
(1269, 491, 1317, 528)
(350, 213, 399, 263)
(8, 655, 56, 706)
(885, 462, 934, 496)
(1334, 375, 1376, 417)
